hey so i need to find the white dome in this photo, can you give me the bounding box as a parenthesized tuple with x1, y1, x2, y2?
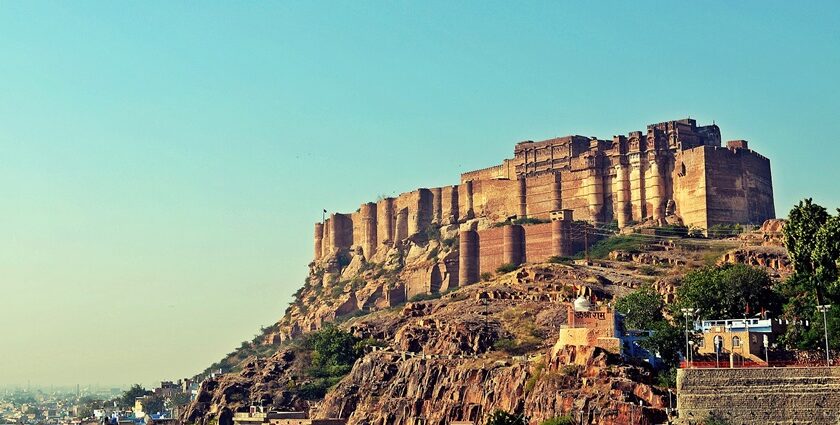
(573, 296, 592, 312)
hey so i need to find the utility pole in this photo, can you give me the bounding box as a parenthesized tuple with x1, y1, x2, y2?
(667, 389, 673, 419)
(817, 304, 832, 366)
(482, 298, 489, 331)
(584, 227, 590, 263)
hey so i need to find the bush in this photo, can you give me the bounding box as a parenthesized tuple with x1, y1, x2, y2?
(481, 272, 493, 281)
(540, 417, 574, 425)
(513, 217, 549, 226)
(424, 225, 441, 241)
(493, 338, 518, 353)
(585, 234, 647, 259)
(409, 292, 444, 303)
(491, 217, 549, 227)
(524, 361, 545, 394)
(298, 376, 343, 400)
(496, 263, 520, 274)
(702, 412, 731, 425)
(707, 223, 744, 239)
(547, 256, 573, 264)
(485, 410, 529, 425)
(442, 236, 458, 249)
(559, 365, 581, 376)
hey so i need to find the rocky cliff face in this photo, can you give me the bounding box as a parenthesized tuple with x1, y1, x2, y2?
(183, 260, 669, 425)
(274, 224, 463, 344)
(316, 345, 667, 425)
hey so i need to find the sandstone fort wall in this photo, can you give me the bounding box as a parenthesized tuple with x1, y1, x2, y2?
(315, 118, 774, 267)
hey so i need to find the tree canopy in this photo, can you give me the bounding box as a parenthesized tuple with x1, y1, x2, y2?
(118, 384, 152, 409)
(780, 199, 840, 349)
(306, 325, 363, 377)
(674, 264, 781, 320)
(615, 284, 664, 330)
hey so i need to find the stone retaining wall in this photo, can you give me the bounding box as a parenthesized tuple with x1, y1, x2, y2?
(676, 367, 840, 424)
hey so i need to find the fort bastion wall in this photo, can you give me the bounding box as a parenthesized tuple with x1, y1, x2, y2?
(315, 118, 774, 265)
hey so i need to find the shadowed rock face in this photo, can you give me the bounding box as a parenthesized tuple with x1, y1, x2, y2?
(315, 345, 667, 425)
(183, 349, 308, 425)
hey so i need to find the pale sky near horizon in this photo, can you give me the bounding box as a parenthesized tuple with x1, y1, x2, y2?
(1, 1, 839, 387)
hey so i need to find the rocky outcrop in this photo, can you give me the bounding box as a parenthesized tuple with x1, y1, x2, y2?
(273, 231, 457, 344)
(183, 350, 308, 425)
(718, 246, 792, 278)
(315, 345, 667, 425)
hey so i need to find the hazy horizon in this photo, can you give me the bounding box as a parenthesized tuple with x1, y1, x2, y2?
(2, 1, 840, 387)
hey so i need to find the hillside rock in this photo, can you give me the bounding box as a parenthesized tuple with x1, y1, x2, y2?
(315, 345, 667, 425)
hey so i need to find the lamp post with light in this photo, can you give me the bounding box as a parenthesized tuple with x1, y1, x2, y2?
(816, 304, 832, 366)
(680, 308, 700, 368)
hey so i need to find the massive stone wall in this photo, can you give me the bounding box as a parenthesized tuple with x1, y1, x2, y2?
(676, 367, 840, 424)
(465, 212, 575, 280)
(314, 118, 774, 263)
(703, 142, 775, 227)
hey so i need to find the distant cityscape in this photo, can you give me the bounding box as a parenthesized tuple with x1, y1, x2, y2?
(0, 379, 203, 425)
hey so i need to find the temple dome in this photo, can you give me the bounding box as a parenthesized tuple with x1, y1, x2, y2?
(573, 296, 592, 312)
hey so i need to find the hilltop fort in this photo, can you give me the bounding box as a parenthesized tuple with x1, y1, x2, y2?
(185, 118, 800, 425)
(314, 118, 774, 287)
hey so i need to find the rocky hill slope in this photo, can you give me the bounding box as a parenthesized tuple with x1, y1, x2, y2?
(182, 220, 787, 425)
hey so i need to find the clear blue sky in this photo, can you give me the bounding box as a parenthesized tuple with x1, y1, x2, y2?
(1, 1, 838, 387)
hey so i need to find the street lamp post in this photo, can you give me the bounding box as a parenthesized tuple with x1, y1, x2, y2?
(680, 308, 699, 368)
(667, 389, 673, 419)
(816, 304, 832, 366)
(689, 341, 695, 365)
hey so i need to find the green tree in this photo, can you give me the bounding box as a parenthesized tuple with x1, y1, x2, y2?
(119, 384, 152, 409)
(639, 320, 686, 369)
(784, 198, 829, 276)
(142, 395, 165, 414)
(779, 199, 840, 349)
(485, 410, 529, 425)
(674, 264, 781, 320)
(615, 285, 664, 330)
(813, 214, 840, 298)
(307, 325, 362, 377)
(170, 392, 192, 407)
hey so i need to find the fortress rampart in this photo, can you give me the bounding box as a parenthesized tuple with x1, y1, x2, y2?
(314, 118, 775, 270)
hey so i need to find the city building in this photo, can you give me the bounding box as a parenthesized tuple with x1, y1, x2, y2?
(694, 317, 787, 366)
